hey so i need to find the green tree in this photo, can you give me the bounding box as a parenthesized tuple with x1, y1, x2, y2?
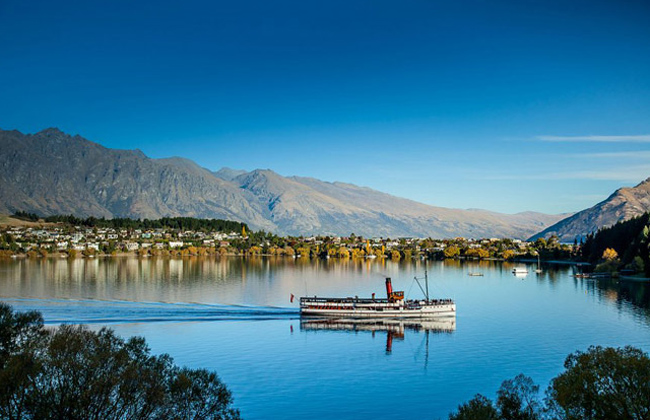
(448, 346, 650, 420)
(449, 394, 499, 420)
(643, 224, 650, 277)
(496, 374, 540, 420)
(547, 346, 650, 420)
(547, 235, 560, 249)
(0, 303, 241, 420)
(0, 305, 47, 420)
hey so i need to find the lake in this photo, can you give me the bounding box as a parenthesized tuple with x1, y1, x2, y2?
(1, 257, 650, 419)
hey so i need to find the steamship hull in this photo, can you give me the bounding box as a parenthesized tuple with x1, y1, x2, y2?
(299, 298, 456, 318)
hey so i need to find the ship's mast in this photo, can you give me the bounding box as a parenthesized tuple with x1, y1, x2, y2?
(425, 269, 429, 301)
(413, 271, 430, 301)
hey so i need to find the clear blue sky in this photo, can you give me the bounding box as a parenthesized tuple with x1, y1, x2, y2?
(1, 0, 649, 214)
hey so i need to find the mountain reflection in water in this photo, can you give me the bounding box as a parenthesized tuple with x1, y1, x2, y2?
(577, 275, 650, 320)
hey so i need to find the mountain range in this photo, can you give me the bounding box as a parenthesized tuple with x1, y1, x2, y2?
(0, 127, 586, 239)
(530, 178, 650, 242)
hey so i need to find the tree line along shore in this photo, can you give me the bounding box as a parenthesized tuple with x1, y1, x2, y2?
(0, 213, 576, 261)
(2, 211, 649, 278)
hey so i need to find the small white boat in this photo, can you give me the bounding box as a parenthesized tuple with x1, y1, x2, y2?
(535, 255, 543, 274)
(512, 267, 528, 275)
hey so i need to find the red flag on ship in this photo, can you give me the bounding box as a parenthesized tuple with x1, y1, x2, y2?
(290, 294, 295, 303)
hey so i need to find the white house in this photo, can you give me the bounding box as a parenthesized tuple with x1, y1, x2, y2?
(124, 242, 140, 251)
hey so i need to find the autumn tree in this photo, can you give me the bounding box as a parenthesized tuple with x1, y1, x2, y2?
(601, 247, 618, 261)
(477, 248, 491, 259)
(295, 246, 310, 258)
(444, 246, 460, 259)
(248, 246, 262, 256)
(347, 248, 361, 259)
(501, 250, 515, 260)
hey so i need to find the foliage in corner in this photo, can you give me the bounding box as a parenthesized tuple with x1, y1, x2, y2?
(0, 303, 241, 420)
(448, 346, 650, 420)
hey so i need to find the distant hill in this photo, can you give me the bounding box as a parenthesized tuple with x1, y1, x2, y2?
(530, 178, 650, 242)
(0, 128, 566, 239)
(0, 214, 52, 227)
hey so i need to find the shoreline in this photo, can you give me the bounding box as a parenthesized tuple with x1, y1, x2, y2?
(619, 275, 650, 283)
(2, 252, 592, 267)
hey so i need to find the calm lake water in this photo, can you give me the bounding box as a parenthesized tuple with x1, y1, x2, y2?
(2, 257, 650, 419)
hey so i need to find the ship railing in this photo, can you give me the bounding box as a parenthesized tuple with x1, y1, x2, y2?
(300, 297, 390, 304)
(300, 297, 454, 305)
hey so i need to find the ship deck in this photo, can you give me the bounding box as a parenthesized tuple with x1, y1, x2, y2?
(300, 296, 456, 318)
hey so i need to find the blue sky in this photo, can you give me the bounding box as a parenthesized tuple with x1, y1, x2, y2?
(1, 0, 649, 214)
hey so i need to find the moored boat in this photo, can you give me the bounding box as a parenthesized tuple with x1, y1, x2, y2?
(300, 275, 455, 318)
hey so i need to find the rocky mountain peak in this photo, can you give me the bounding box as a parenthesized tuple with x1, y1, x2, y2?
(213, 167, 247, 181)
(530, 177, 650, 242)
(36, 127, 66, 137)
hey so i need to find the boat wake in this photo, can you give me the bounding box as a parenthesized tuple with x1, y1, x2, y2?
(1, 297, 300, 324)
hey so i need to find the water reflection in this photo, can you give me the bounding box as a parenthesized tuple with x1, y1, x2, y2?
(300, 317, 455, 355)
(0, 256, 444, 308)
(2, 257, 650, 322)
(578, 276, 650, 319)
